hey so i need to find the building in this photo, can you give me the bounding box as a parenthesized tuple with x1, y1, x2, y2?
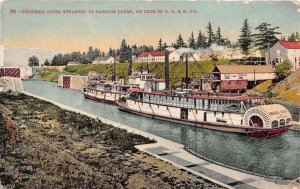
(266, 41, 300, 71)
(92, 56, 115, 64)
(0, 45, 4, 67)
(212, 65, 275, 92)
(138, 51, 179, 63)
(67, 61, 81, 66)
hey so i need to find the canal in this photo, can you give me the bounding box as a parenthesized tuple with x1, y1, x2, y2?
(23, 80, 300, 180)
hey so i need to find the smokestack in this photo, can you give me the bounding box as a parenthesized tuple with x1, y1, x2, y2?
(128, 48, 132, 76)
(113, 56, 116, 81)
(185, 53, 189, 89)
(164, 49, 169, 90)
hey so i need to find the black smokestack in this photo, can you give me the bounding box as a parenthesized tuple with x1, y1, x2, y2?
(113, 56, 116, 81)
(185, 53, 189, 89)
(164, 49, 169, 90)
(128, 48, 132, 76)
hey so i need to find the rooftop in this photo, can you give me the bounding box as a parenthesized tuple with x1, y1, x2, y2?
(279, 41, 300, 49)
(139, 51, 173, 57)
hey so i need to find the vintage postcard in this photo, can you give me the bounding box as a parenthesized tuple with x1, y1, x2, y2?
(0, 0, 299, 188)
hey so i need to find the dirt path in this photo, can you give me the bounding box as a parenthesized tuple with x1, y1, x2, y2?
(0, 93, 223, 189)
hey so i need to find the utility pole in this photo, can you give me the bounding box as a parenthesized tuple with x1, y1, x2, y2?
(268, 42, 271, 65)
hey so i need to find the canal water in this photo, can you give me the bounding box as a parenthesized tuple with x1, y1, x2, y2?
(23, 80, 300, 180)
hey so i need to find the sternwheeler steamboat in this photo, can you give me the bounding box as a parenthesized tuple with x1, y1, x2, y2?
(116, 50, 293, 138)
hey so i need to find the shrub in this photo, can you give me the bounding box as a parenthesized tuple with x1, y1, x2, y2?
(275, 60, 292, 81)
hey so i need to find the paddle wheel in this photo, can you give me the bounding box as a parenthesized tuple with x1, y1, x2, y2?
(249, 115, 264, 127)
(243, 105, 292, 138)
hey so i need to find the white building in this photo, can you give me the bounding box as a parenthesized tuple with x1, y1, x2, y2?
(92, 56, 115, 64)
(67, 61, 81, 66)
(138, 51, 179, 63)
(266, 41, 300, 71)
(0, 45, 4, 67)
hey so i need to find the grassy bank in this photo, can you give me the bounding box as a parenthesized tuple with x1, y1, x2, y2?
(0, 92, 223, 188)
(37, 60, 233, 84)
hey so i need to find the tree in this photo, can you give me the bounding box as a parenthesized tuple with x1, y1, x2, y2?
(207, 22, 215, 46)
(275, 60, 292, 81)
(157, 38, 163, 51)
(28, 55, 39, 67)
(253, 22, 281, 50)
(163, 42, 168, 50)
(196, 31, 207, 48)
(44, 59, 50, 66)
(215, 27, 227, 46)
(188, 32, 196, 49)
(108, 47, 116, 57)
(176, 34, 185, 49)
(238, 19, 253, 55)
(119, 39, 128, 62)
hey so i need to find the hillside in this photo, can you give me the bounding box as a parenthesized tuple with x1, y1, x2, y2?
(37, 60, 233, 84)
(253, 68, 300, 107)
(4, 48, 59, 67)
(272, 69, 300, 104)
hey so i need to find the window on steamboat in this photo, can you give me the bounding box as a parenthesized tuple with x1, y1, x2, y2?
(280, 119, 285, 127)
(272, 120, 279, 128)
(286, 118, 292, 125)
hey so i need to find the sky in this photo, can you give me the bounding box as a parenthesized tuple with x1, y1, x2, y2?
(1, 0, 300, 53)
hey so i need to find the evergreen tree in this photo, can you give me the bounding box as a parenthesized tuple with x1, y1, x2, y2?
(196, 31, 207, 48)
(119, 39, 128, 62)
(157, 38, 163, 51)
(238, 19, 253, 55)
(288, 32, 296, 41)
(215, 27, 226, 45)
(253, 22, 281, 50)
(163, 42, 168, 50)
(108, 47, 115, 57)
(176, 34, 185, 49)
(207, 22, 215, 46)
(188, 32, 196, 49)
(44, 59, 50, 66)
(28, 55, 39, 67)
(94, 48, 101, 58)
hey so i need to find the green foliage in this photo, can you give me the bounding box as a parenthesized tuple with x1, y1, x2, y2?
(253, 22, 281, 50)
(44, 59, 50, 66)
(175, 34, 186, 49)
(38, 60, 233, 85)
(28, 55, 39, 67)
(157, 38, 163, 51)
(238, 19, 252, 55)
(207, 22, 214, 46)
(275, 60, 292, 81)
(120, 39, 129, 62)
(188, 32, 196, 49)
(196, 30, 207, 48)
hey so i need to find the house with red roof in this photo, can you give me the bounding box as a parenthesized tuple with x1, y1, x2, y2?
(266, 41, 300, 71)
(138, 51, 180, 63)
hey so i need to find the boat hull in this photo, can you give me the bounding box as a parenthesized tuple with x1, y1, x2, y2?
(117, 102, 290, 138)
(84, 93, 116, 105)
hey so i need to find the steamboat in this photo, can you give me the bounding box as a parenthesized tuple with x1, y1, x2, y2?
(82, 72, 129, 104)
(116, 51, 293, 138)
